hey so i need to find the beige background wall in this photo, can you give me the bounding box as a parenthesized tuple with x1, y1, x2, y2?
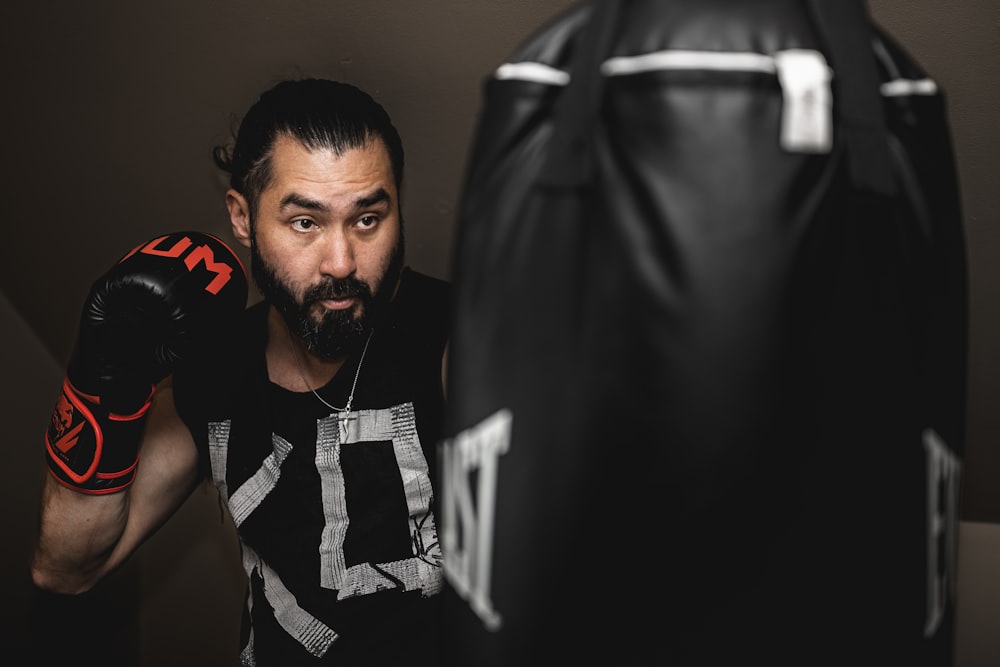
(1, 1, 996, 665)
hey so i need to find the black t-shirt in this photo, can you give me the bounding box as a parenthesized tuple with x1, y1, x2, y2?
(174, 268, 451, 666)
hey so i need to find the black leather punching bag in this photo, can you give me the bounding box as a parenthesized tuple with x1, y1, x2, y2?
(440, 1, 967, 665)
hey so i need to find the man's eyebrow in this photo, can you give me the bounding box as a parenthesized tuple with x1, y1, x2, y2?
(278, 189, 391, 212)
(354, 188, 391, 210)
(279, 193, 327, 212)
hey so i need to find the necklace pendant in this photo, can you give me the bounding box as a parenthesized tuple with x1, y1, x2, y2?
(339, 411, 351, 441)
(289, 328, 373, 439)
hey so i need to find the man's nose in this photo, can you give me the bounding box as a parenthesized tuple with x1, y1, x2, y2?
(318, 229, 356, 278)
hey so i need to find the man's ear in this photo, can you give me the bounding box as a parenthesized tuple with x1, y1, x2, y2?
(227, 190, 252, 249)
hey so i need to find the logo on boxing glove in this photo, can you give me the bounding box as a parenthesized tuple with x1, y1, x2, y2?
(49, 390, 84, 459)
(121, 233, 243, 295)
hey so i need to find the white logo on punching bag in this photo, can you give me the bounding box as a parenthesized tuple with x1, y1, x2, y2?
(923, 428, 961, 638)
(440, 409, 512, 631)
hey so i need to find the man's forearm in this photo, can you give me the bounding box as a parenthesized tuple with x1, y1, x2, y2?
(31, 475, 131, 594)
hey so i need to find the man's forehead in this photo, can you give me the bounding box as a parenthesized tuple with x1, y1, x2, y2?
(272, 132, 390, 163)
(266, 136, 397, 202)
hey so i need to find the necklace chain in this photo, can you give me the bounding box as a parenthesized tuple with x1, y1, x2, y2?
(290, 329, 374, 417)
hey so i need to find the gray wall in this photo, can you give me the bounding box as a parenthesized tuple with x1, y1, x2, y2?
(1, 2, 997, 666)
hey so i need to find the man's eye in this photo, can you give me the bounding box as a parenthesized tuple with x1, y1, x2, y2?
(291, 219, 316, 231)
(357, 215, 379, 229)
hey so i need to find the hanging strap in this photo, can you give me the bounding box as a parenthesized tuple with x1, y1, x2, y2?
(538, 0, 625, 189)
(807, 0, 895, 196)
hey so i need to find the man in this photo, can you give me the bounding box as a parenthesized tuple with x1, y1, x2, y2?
(31, 78, 451, 665)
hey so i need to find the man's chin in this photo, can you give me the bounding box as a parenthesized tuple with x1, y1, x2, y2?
(311, 303, 364, 327)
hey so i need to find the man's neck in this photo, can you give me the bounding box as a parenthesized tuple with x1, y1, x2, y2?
(264, 306, 346, 392)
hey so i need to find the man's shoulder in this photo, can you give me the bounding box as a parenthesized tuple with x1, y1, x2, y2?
(382, 268, 451, 356)
(400, 267, 451, 299)
(394, 267, 451, 320)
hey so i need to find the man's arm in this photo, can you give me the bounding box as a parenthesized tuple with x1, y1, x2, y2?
(29, 230, 247, 594)
(31, 382, 201, 594)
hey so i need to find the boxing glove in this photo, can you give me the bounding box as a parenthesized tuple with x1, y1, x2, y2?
(45, 231, 248, 494)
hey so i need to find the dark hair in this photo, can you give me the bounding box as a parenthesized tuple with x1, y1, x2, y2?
(213, 78, 405, 220)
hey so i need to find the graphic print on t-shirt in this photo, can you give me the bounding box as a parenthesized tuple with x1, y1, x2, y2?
(207, 401, 442, 657)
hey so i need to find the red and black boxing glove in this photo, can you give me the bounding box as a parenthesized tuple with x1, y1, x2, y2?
(45, 231, 248, 494)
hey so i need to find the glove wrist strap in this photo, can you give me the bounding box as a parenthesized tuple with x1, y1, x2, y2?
(45, 377, 152, 495)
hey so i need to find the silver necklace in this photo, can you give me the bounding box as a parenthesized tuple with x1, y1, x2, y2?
(289, 329, 374, 440)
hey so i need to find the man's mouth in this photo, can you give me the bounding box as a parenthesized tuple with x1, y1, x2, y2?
(319, 295, 356, 311)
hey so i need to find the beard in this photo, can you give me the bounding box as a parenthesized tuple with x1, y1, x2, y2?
(250, 232, 404, 360)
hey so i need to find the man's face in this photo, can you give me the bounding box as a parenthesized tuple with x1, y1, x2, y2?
(248, 135, 403, 359)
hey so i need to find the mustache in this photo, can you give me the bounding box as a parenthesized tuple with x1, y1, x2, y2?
(302, 276, 372, 304)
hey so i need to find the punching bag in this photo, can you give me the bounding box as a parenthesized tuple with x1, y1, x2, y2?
(440, 1, 967, 665)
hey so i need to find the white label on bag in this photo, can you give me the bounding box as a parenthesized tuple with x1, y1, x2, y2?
(774, 49, 833, 154)
(495, 62, 570, 86)
(440, 409, 513, 631)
